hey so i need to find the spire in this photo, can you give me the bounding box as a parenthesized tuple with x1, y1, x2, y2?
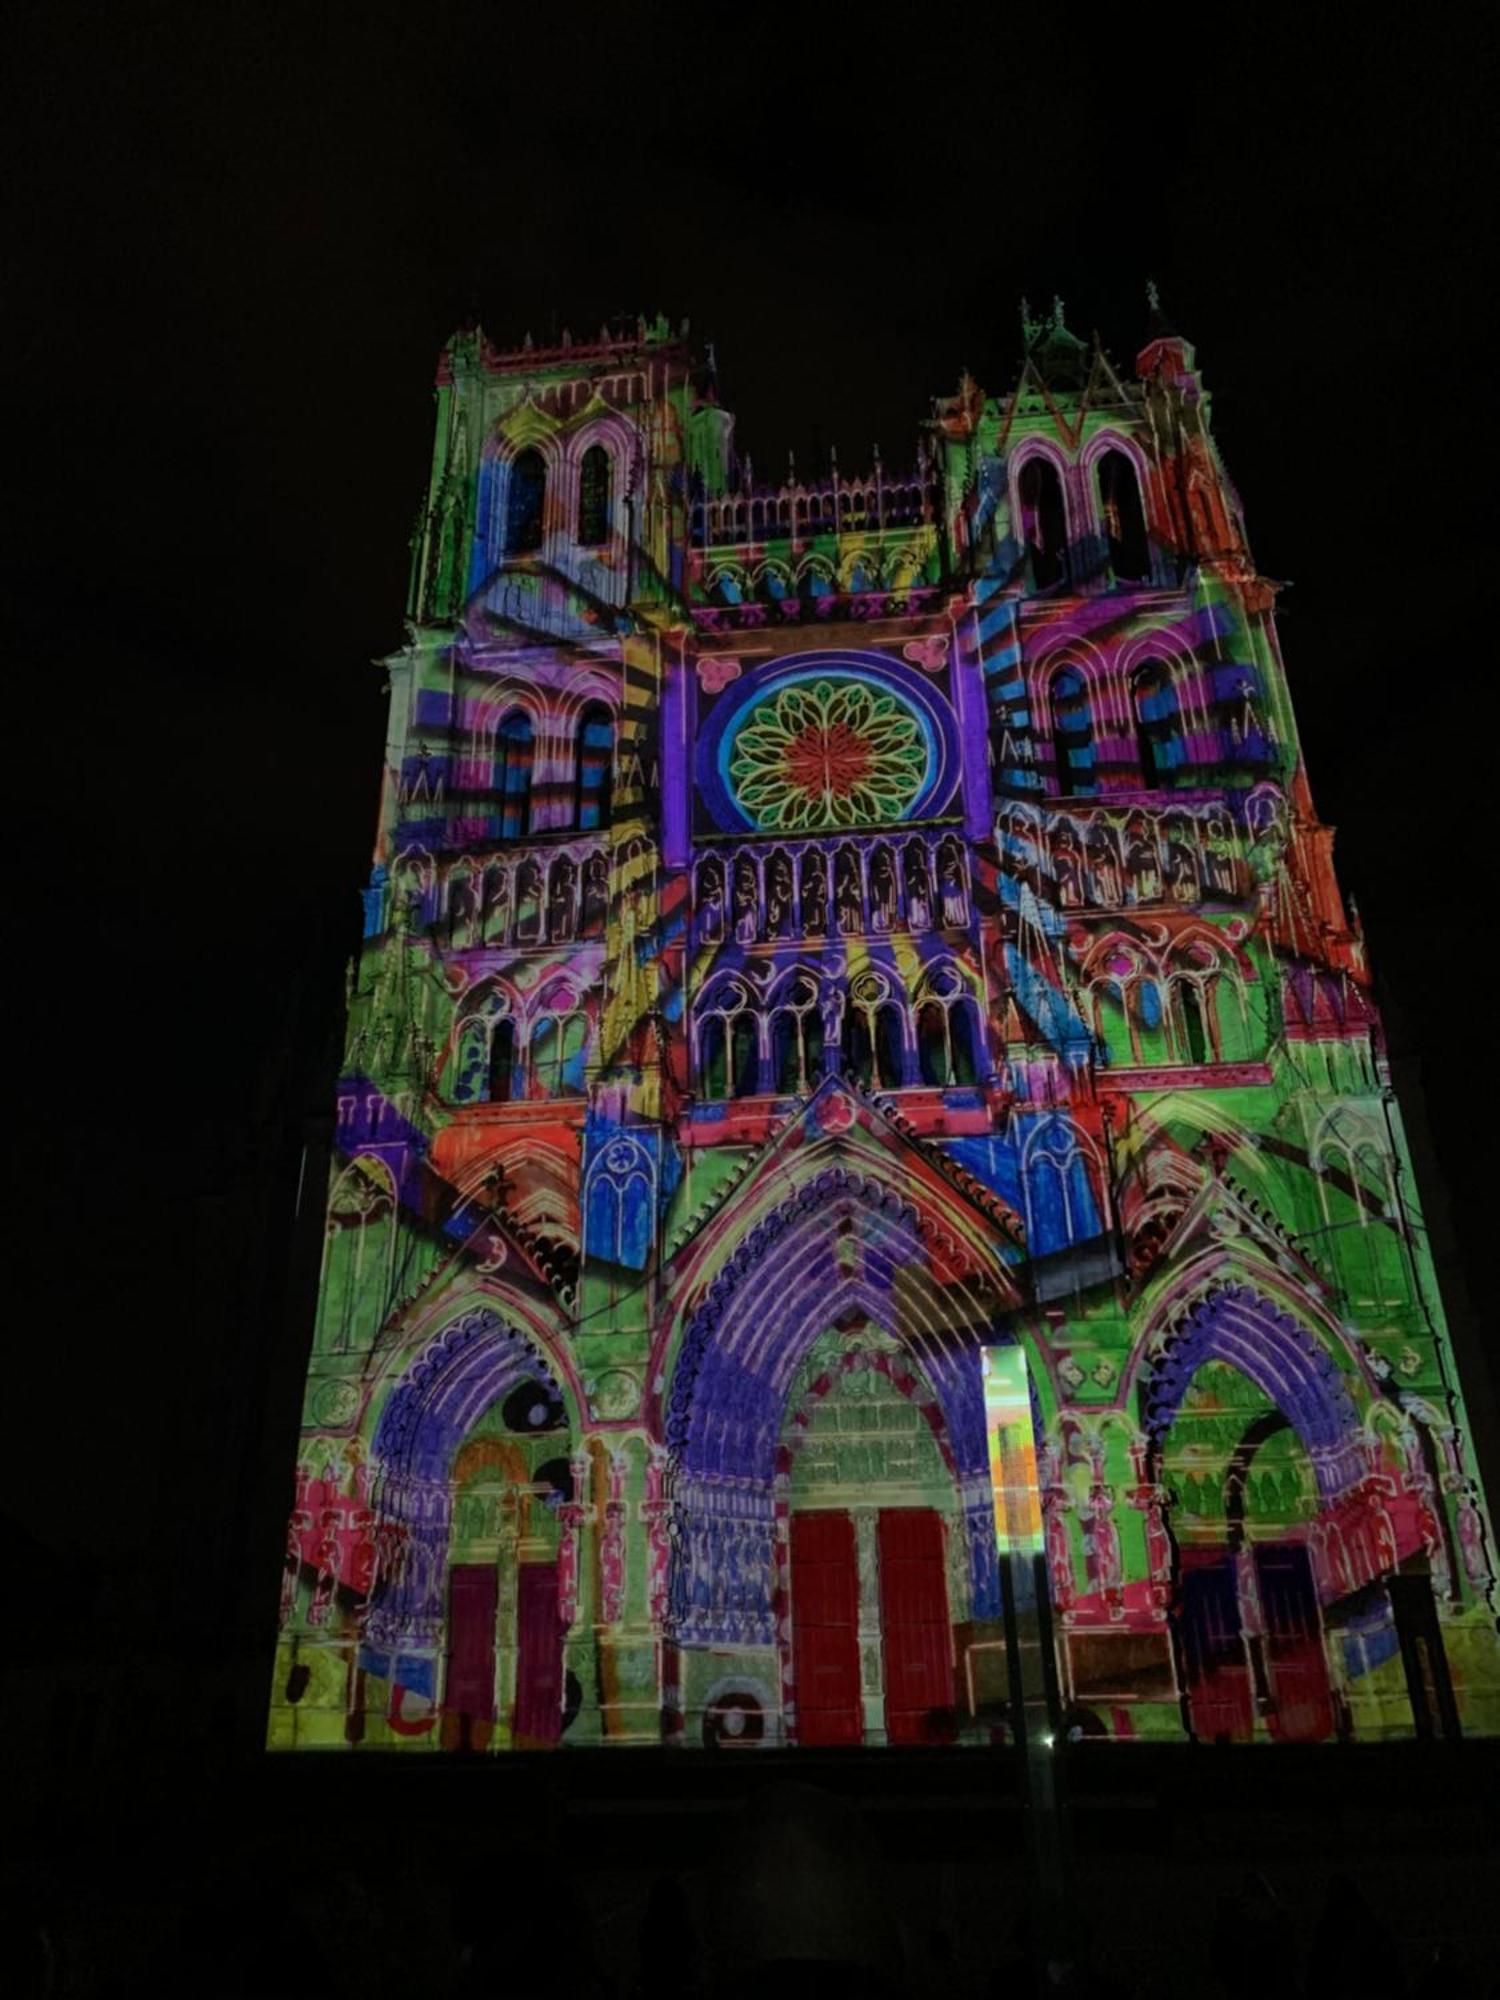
(1135, 278, 1198, 385)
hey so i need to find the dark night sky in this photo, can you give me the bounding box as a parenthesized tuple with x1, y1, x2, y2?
(5, 5, 1496, 1569)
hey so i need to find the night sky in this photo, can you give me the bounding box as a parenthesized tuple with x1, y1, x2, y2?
(6, 6, 1495, 1574)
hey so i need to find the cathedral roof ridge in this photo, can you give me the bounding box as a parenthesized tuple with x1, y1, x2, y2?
(438, 312, 696, 383)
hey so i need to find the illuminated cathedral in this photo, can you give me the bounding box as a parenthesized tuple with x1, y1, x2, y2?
(269, 298, 1498, 1753)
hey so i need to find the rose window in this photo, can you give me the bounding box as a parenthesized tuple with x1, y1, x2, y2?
(727, 678, 927, 831)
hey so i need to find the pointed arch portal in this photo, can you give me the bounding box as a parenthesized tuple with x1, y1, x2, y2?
(664, 1167, 1024, 1655)
(361, 1308, 570, 1701)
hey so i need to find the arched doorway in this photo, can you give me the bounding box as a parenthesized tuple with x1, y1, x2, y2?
(662, 1158, 1017, 1747)
(1157, 1361, 1330, 1742)
(362, 1308, 578, 1751)
(779, 1327, 969, 1746)
(1144, 1285, 1387, 1745)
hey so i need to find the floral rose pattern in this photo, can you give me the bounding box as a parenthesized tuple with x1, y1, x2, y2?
(727, 678, 927, 830)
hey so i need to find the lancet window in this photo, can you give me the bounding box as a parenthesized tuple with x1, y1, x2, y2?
(1050, 669, 1096, 797)
(1097, 449, 1151, 582)
(497, 709, 535, 839)
(505, 448, 547, 556)
(698, 976, 762, 1100)
(1132, 661, 1178, 787)
(451, 989, 518, 1104)
(574, 704, 614, 830)
(769, 971, 827, 1093)
(842, 971, 906, 1089)
(1019, 455, 1069, 590)
(914, 965, 984, 1087)
(577, 444, 612, 547)
(529, 1010, 589, 1097)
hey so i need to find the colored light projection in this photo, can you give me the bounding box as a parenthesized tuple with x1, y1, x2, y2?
(271, 303, 1499, 1757)
(984, 1345, 1043, 1557)
(727, 676, 928, 829)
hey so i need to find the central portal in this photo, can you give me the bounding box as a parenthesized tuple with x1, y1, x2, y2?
(782, 1330, 962, 1745)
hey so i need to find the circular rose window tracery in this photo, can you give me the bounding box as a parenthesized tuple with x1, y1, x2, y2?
(726, 677, 928, 831)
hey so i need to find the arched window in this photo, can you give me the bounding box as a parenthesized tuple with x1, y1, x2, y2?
(771, 998, 825, 1094)
(451, 992, 515, 1104)
(1178, 981, 1208, 1064)
(1132, 661, 1177, 787)
(1018, 455, 1069, 590)
(842, 1007, 874, 1086)
(917, 1001, 950, 1086)
(505, 448, 547, 555)
(1097, 449, 1150, 582)
(915, 968, 983, 1087)
(496, 709, 534, 839)
(1050, 668, 1096, 797)
(530, 1012, 588, 1096)
(489, 1017, 517, 1101)
(730, 1013, 759, 1097)
(845, 975, 904, 1088)
(700, 1016, 728, 1101)
(574, 704, 613, 830)
(698, 982, 760, 1099)
(577, 444, 612, 546)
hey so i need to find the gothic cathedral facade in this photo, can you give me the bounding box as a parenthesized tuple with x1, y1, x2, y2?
(270, 303, 1499, 1752)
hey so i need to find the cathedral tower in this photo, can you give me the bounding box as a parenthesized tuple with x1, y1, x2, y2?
(269, 302, 1498, 1752)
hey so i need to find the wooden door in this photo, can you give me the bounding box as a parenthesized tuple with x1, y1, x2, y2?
(444, 1564, 498, 1728)
(513, 1561, 563, 1748)
(1256, 1543, 1334, 1743)
(1177, 1549, 1253, 1742)
(878, 1508, 955, 1745)
(790, 1510, 863, 1746)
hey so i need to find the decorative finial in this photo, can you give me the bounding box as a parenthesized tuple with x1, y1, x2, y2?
(1051, 295, 1066, 331)
(1146, 276, 1161, 313)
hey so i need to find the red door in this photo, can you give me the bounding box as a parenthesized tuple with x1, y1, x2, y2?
(1177, 1550, 1253, 1742)
(513, 1562, 563, 1748)
(444, 1564, 497, 1735)
(1256, 1543, 1334, 1743)
(791, 1511, 863, 1745)
(878, 1509, 956, 1744)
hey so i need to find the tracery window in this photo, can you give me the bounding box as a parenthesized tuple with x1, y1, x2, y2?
(577, 444, 612, 546)
(574, 704, 613, 830)
(452, 989, 517, 1104)
(505, 448, 547, 555)
(1050, 668, 1096, 797)
(698, 978, 761, 1100)
(769, 972, 826, 1093)
(530, 1011, 589, 1096)
(914, 966, 983, 1087)
(843, 972, 905, 1089)
(496, 709, 535, 839)
(1097, 448, 1151, 582)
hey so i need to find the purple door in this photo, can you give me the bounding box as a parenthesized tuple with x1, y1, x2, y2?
(513, 1562, 563, 1748)
(791, 1511, 863, 1745)
(444, 1565, 498, 1728)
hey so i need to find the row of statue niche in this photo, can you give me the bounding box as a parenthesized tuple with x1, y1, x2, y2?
(998, 806, 1241, 911)
(440, 849, 611, 948)
(696, 837, 970, 946)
